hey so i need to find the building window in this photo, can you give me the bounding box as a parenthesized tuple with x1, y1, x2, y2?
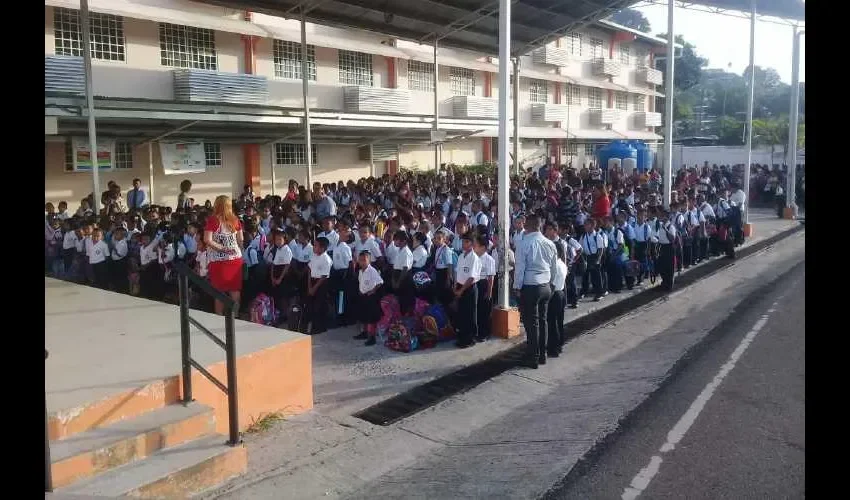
(64, 139, 74, 172)
(584, 143, 595, 156)
(275, 143, 318, 165)
(588, 88, 602, 109)
(274, 40, 316, 80)
(567, 33, 582, 57)
(338, 50, 373, 86)
(204, 142, 222, 168)
(159, 24, 217, 70)
(529, 79, 548, 103)
(115, 142, 133, 169)
(619, 44, 630, 65)
(569, 85, 582, 105)
(54, 7, 125, 61)
(561, 143, 578, 157)
(450, 67, 475, 96)
(634, 93, 646, 111)
(408, 60, 435, 92)
(616, 92, 628, 111)
(634, 48, 648, 68)
(590, 38, 604, 59)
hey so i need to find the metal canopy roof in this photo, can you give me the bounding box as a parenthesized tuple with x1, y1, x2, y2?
(684, 0, 804, 21)
(200, 0, 638, 56)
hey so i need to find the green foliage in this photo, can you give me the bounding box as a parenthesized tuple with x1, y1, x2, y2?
(608, 8, 652, 33)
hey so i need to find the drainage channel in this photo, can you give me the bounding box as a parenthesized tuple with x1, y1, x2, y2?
(353, 225, 804, 426)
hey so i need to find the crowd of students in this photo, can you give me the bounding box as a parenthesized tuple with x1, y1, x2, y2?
(44, 161, 755, 351)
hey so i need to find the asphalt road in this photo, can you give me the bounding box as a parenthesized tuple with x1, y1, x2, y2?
(547, 261, 805, 500)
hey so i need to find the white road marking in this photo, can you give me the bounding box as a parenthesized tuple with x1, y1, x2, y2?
(621, 298, 783, 500)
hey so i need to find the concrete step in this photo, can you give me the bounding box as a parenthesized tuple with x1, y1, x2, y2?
(50, 403, 216, 489)
(57, 434, 247, 498)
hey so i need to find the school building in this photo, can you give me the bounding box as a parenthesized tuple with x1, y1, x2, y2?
(44, 0, 669, 208)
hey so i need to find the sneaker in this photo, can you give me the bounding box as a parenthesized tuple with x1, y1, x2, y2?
(364, 337, 376, 346)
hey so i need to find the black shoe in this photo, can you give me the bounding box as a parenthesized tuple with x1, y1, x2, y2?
(476, 336, 489, 343)
(568, 304, 578, 309)
(353, 332, 368, 340)
(548, 351, 560, 358)
(520, 357, 538, 369)
(364, 337, 376, 346)
(455, 340, 475, 349)
(538, 355, 547, 365)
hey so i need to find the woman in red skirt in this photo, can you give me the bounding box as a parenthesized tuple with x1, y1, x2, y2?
(203, 195, 244, 314)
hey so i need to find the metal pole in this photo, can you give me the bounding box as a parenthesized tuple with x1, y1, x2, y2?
(786, 27, 802, 213)
(662, 0, 675, 210)
(81, 0, 101, 213)
(45, 350, 52, 493)
(300, 10, 313, 187)
(224, 306, 240, 446)
(179, 273, 192, 404)
(743, 0, 756, 224)
(497, 0, 511, 309)
(369, 143, 375, 178)
(270, 143, 277, 197)
(148, 141, 155, 204)
(512, 57, 520, 176)
(433, 40, 440, 171)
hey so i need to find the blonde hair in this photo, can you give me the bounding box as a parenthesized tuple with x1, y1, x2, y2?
(213, 195, 239, 230)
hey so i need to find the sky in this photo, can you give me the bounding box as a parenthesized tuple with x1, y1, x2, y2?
(635, 4, 805, 84)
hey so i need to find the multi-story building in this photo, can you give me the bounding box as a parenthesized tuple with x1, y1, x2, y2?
(44, 0, 671, 207)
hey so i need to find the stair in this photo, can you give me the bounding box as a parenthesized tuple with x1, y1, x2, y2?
(50, 402, 246, 498)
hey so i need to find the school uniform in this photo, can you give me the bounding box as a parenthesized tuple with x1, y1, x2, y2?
(139, 237, 163, 300)
(353, 237, 383, 263)
(306, 251, 333, 335)
(564, 237, 582, 307)
(318, 230, 340, 256)
(62, 231, 79, 278)
(392, 245, 415, 314)
(674, 212, 687, 272)
(547, 258, 569, 355)
(580, 231, 605, 300)
(633, 222, 654, 285)
(357, 265, 384, 331)
(330, 240, 354, 325)
(689, 208, 708, 263)
(89, 240, 110, 289)
(269, 244, 295, 307)
(475, 252, 496, 341)
(291, 242, 313, 294)
(606, 226, 625, 293)
(433, 243, 456, 306)
(110, 239, 129, 293)
(654, 219, 676, 291)
(454, 249, 482, 347)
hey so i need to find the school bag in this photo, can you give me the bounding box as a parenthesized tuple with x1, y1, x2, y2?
(287, 297, 307, 333)
(421, 304, 455, 342)
(249, 293, 278, 327)
(385, 318, 420, 353)
(377, 294, 402, 338)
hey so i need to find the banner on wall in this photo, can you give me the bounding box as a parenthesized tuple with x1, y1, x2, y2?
(73, 138, 114, 171)
(160, 142, 206, 175)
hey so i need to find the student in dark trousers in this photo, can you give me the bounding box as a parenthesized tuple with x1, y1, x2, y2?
(452, 232, 481, 349)
(305, 237, 332, 335)
(514, 215, 558, 369)
(633, 209, 652, 286)
(547, 243, 569, 356)
(110, 227, 130, 294)
(472, 235, 495, 342)
(603, 216, 625, 293)
(580, 219, 605, 301)
(655, 209, 677, 291)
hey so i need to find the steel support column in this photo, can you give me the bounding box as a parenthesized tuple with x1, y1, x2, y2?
(662, 0, 675, 210)
(300, 9, 313, 187)
(786, 27, 803, 213)
(81, 0, 100, 212)
(433, 40, 440, 171)
(512, 57, 520, 176)
(743, 0, 756, 224)
(497, 0, 511, 308)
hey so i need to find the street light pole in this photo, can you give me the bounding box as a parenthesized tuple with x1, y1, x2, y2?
(743, 0, 756, 226)
(786, 27, 803, 216)
(662, 0, 675, 210)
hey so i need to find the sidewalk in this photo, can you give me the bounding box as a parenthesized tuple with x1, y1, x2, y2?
(201, 209, 801, 499)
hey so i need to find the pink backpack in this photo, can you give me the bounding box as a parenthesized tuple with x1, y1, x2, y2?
(249, 293, 278, 326)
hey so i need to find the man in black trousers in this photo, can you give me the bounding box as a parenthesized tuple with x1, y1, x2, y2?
(514, 215, 558, 369)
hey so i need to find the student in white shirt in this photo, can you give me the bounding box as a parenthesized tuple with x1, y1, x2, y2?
(632, 210, 654, 286)
(411, 232, 429, 272)
(62, 220, 79, 277)
(305, 237, 333, 335)
(354, 225, 383, 265)
(453, 232, 482, 348)
(430, 231, 456, 306)
(317, 216, 340, 256)
(580, 219, 605, 301)
(88, 229, 110, 290)
(390, 231, 415, 314)
(330, 223, 354, 326)
(139, 232, 163, 300)
(110, 227, 130, 294)
(355, 250, 385, 346)
(547, 243, 569, 356)
(473, 234, 496, 342)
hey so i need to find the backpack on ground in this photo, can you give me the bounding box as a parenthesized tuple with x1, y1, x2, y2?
(385, 318, 420, 353)
(421, 303, 455, 342)
(287, 297, 307, 333)
(249, 293, 278, 326)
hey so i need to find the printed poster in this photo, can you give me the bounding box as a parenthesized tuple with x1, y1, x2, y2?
(160, 142, 206, 175)
(73, 138, 114, 171)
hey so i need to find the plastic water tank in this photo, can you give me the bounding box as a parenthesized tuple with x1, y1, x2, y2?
(623, 157, 637, 176)
(597, 140, 638, 171)
(628, 140, 654, 172)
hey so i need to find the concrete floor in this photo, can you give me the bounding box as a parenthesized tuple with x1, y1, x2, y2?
(45, 279, 303, 414)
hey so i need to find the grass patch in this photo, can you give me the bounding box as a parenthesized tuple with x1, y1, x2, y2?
(245, 412, 284, 434)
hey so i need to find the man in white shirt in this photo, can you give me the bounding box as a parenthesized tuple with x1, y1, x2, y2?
(306, 237, 333, 335)
(728, 183, 747, 246)
(473, 234, 496, 342)
(454, 233, 482, 349)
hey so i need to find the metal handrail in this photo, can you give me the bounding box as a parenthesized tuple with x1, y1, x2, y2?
(174, 261, 240, 446)
(46, 349, 52, 492)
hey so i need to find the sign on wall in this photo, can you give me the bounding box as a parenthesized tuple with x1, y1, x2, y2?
(160, 142, 206, 175)
(73, 138, 114, 171)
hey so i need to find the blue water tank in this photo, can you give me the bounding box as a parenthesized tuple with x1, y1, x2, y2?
(627, 141, 654, 172)
(597, 140, 637, 170)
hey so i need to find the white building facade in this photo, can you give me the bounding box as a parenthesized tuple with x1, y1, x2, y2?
(44, 0, 669, 207)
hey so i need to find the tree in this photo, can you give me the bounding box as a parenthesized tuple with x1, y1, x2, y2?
(608, 8, 651, 33)
(654, 34, 707, 91)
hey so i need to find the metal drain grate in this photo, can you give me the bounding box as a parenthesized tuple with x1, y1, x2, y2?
(353, 226, 803, 426)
